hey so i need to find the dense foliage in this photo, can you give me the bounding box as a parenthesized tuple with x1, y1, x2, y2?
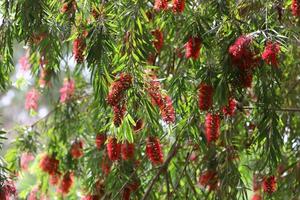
(1, 0, 300, 199)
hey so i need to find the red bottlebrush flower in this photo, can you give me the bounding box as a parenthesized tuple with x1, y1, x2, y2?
(101, 158, 112, 175)
(121, 141, 135, 160)
(122, 187, 131, 200)
(198, 83, 213, 111)
(173, 0, 185, 13)
(0, 181, 17, 200)
(133, 119, 144, 132)
(113, 104, 126, 127)
(60, 79, 75, 103)
(107, 137, 121, 161)
(146, 136, 164, 165)
(291, 0, 300, 17)
(70, 140, 84, 159)
(154, 0, 168, 11)
(160, 95, 176, 124)
(25, 88, 40, 112)
(262, 176, 277, 194)
(50, 172, 61, 186)
(58, 172, 74, 194)
(222, 98, 237, 116)
(19, 55, 30, 71)
(39, 154, 59, 175)
(95, 134, 107, 149)
(73, 36, 86, 63)
(185, 37, 202, 60)
(251, 193, 262, 200)
(205, 113, 220, 144)
(82, 195, 100, 200)
(229, 36, 258, 70)
(107, 73, 132, 107)
(20, 152, 34, 171)
(151, 29, 164, 52)
(262, 42, 281, 67)
(198, 170, 218, 191)
(147, 75, 164, 107)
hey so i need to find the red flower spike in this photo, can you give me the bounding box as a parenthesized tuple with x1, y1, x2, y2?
(50, 172, 61, 186)
(95, 134, 107, 149)
(185, 37, 202, 60)
(107, 137, 121, 161)
(251, 193, 262, 200)
(292, 0, 300, 17)
(160, 95, 176, 124)
(39, 154, 59, 175)
(147, 75, 164, 107)
(151, 29, 164, 53)
(107, 73, 132, 107)
(113, 104, 126, 127)
(146, 136, 164, 165)
(122, 187, 131, 200)
(121, 142, 135, 160)
(205, 113, 220, 144)
(154, 0, 168, 11)
(262, 42, 281, 67)
(0, 181, 16, 200)
(58, 172, 74, 194)
(262, 176, 277, 194)
(222, 98, 237, 116)
(198, 170, 218, 191)
(198, 83, 213, 111)
(101, 158, 111, 175)
(173, 0, 185, 13)
(70, 140, 84, 159)
(73, 36, 86, 64)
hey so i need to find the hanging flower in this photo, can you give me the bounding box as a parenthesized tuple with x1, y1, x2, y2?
(70, 140, 84, 159)
(262, 42, 281, 67)
(107, 73, 132, 107)
(39, 154, 59, 175)
(121, 141, 135, 160)
(20, 152, 35, 171)
(50, 172, 61, 186)
(60, 79, 75, 103)
(0, 180, 17, 200)
(95, 134, 107, 149)
(58, 172, 74, 194)
(251, 193, 262, 200)
(198, 170, 218, 191)
(222, 98, 237, 116)
(229, 35, 258, 70)
(73, 36, 86, 63)
(107, 137, 122, 161)
(25, 88, 40, 112)
(291, 0, 300, 17)
(147, 75, 164, 107)
(198, 83, 213, 111)
(154, 0, 168, 11)
(146, 136, 164, 165)
(113, 103, 126, 127)
(151, 29, 164, 52)
(160, 95, 176, 124)
(262, 175, 277, 194)
(173, 0, 185, 13)
(185, 37, 202, 60)
(19, 55, 30, 71)
(205, 113, 220, 144)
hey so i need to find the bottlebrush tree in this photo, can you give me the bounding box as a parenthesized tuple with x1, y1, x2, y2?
(0, 0, 300, 199)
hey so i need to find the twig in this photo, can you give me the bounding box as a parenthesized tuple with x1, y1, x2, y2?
(242, 106, 300, 112)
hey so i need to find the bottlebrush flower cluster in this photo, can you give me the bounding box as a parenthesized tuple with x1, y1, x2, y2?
(251, 193, 262, 200)
(198, 170, 218, 191)
(20, 152, 34, 171)
(60, 79, 75, 103)
(50, 172, 61, 186)
(151, 29, 164, 52)
(147, 75, 175, 124)
(107, 73, 132, 126)
(19, 55, 30, 71)
(291, 0, 300, 17)
(121, 141, 135, 160)
(58, 172, 74, 194)
(70, 140, 84, 159)
(25, 88, 40, 112)
(222, 98, 237, 116)
(0, 181, 16, 200)
(262, 176, 277, 194)
(262, 41, 281, 67)
(198, 83, 213, 111)
(107, 137, 122, 161)
(146, 136, 164, 165)
(39, 154, 59, 175)
(73, 36, 86, 63)
(172, 0, 185, 13)
(205, 113, 221, 144)
(185, 37, 202, 60)
(95, 133, 107, 149)
(154, 0, 168, 11)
